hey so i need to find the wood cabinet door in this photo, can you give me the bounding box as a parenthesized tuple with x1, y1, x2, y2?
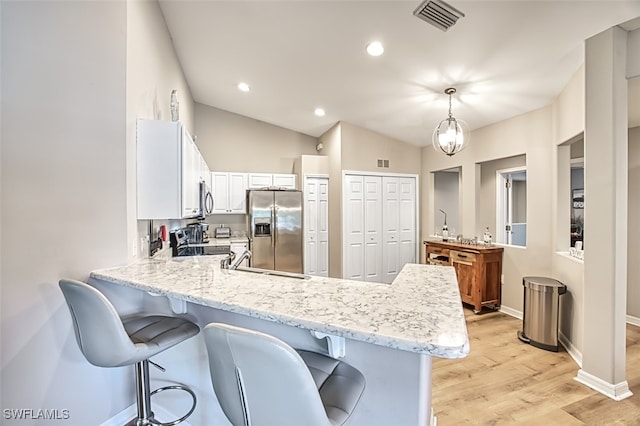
(452, 258, 475, 305)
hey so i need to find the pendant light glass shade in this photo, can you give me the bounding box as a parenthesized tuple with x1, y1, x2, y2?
(432, 88, 469, 156)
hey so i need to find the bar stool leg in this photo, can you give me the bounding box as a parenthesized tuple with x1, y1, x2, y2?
(135, 360, 154, 425)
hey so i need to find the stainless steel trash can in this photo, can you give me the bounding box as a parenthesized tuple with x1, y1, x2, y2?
(517, 276, 567, 352)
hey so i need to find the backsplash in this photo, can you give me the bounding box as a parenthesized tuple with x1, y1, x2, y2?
(206, 214, 247, 237)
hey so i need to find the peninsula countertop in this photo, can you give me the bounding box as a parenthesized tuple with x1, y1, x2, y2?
(90, 256, 469, 359)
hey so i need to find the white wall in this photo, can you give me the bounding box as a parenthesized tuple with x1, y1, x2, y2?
(628, 126, 640, 319)
(1, 2, 131, 424)
(127, 0, 195, 256)
(1, 1, 198, 424)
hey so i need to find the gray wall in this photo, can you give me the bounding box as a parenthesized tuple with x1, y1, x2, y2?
(433, 171, 460, 235)
(194, 103, 318, 173)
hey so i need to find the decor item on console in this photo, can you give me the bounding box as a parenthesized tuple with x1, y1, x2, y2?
(439, 209, 449, 241)
(432, 87, 469, 156)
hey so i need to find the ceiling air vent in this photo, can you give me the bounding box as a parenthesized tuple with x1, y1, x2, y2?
(413, 0, 465, 32)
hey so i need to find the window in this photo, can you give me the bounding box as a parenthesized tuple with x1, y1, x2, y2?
(496, 167, 527, 247)
(570, 158, 584, 249)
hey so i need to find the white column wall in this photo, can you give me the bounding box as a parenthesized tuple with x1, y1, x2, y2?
(578, 26, 630, 400)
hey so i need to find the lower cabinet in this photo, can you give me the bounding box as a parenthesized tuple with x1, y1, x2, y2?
(231, 240, 249, 267)
(424, 241, 503, 313)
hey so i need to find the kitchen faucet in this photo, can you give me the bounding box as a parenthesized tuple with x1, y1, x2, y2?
(220, 251, 236, 269)
(220, 250, 252, 270)
(230, 250, 252, 270)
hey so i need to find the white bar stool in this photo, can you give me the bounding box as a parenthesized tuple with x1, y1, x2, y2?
(59, 279, 200, 426)
(203, 322, 366, 426)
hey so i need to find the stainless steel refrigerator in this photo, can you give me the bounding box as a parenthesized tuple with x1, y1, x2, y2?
(247, 190, 303, 273)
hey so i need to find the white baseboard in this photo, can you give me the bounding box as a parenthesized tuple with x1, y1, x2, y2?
(499, 305, 522, 320)
(626, 314, 640, 327)
(558, 330, 582, 367)
(501, 306, 582, 367)
(100, 403, 193, 426)
(574, 369, 633, 401)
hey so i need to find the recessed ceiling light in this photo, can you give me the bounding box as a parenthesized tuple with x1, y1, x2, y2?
(314, 107, 326, 117)
(237, 82, 251, 92)
(366, 41, 384, 57)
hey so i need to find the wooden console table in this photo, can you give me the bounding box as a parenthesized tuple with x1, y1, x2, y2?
(423, 240, 504, 313)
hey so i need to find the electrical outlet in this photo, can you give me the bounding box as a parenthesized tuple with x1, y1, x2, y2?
(501, 274, 505, 284)
(132, 239, 137, 257)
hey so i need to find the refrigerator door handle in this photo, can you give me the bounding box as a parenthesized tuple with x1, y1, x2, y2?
(272, 205, 277, 247)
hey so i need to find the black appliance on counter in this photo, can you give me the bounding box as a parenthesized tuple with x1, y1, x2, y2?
(170, 224, 229, 257)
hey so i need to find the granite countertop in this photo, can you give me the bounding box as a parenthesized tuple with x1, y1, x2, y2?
(90, 257, 469, 359)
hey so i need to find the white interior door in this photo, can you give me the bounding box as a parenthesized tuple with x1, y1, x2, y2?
(343, 172, 416, 284)
(382, 177, 400, 284)
(382, 176, 416, 283)
(398, 177, 417, 266)
(317, 179, 329, 276)
(344, 175, 365, 280)
(304, 176, 329, 277)
(363, 176, 382, 282)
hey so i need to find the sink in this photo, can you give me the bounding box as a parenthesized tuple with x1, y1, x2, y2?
(234, 266, 311, 280)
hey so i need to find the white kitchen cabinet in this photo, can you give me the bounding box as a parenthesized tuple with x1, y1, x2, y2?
(247, 173, 273, 189)
(248, 173, 297, 189)
(199, 151, 211, 184)
(303, 176, 329, 277)
(273, 173, 297, 189)
(211, 172, 248, 214)
(342, 173, 417, 283)
(137, 119, 201, 219)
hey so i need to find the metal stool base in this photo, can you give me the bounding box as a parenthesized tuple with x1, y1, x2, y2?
(126, 360, 197, 426)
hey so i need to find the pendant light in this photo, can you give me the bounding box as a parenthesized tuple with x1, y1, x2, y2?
(432, 87, 469, 156)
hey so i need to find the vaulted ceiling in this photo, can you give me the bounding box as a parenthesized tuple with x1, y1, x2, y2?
(159, 1, 640, 146)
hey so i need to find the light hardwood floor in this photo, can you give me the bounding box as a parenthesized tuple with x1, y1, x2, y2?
(432, 309, 640, 425)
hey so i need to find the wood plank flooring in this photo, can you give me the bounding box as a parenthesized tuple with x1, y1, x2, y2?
(431, 309, 640, 425)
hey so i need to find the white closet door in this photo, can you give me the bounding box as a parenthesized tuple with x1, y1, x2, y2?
(303, 176, 329, 277)
(343, 173, 415, 284)
(363, 176, 382, 282)
(304, 178, 318, 276)
(344, 175, 365, 280)
(398, 177, 417, 266)
(316, 179, 329, 276)
(382, 177, 400, 284)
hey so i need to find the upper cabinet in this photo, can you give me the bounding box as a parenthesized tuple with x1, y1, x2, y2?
(211, 172, 248, 214)
(137, 119, 202, 219)
(248, 173, 297, 189)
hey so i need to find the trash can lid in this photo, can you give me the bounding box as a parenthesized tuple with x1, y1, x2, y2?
(522, 276, 567, 294)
